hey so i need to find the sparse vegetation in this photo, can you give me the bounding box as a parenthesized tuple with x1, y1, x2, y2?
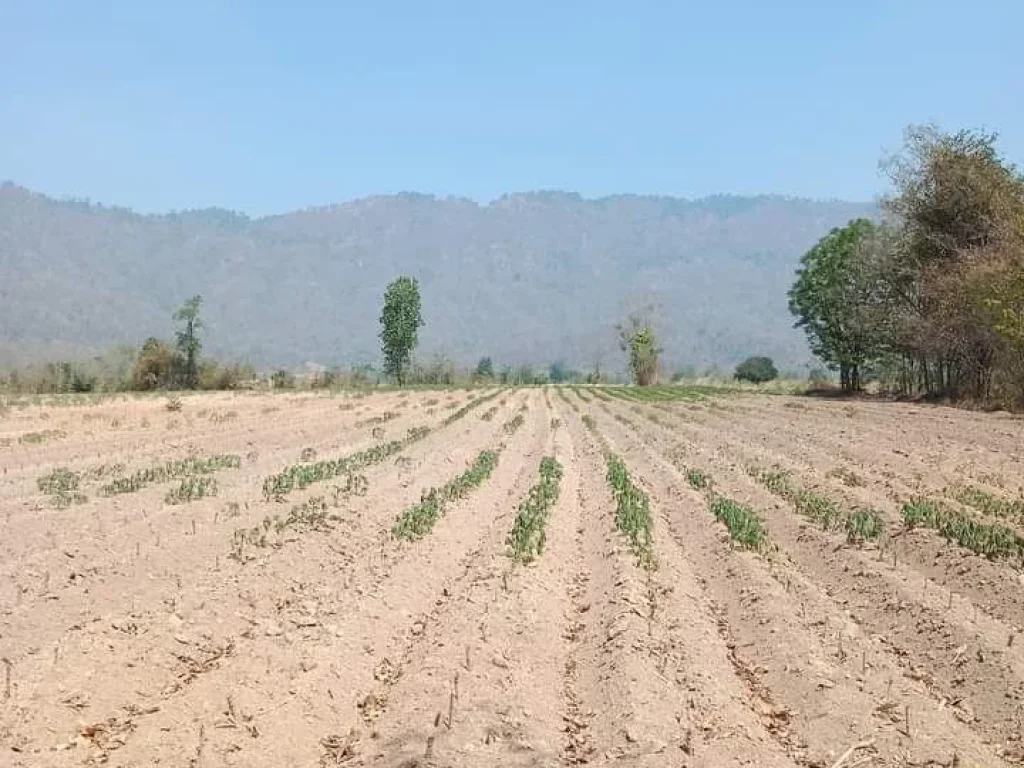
(902, 498, 1024, 561)
(392, 450, 500, 540)
(507, 457, 563, 563)
(605, 454, 655, 568)
(37, 468, 87, 508)
(709, 496, 767, 551)
(103, 454, 241, 496)
(165, 476, 218, 505)
(753, 467, 883, 542)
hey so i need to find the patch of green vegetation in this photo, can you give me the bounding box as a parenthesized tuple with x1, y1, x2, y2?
(441, 391, 501, 426)
(480, 405, 499, 421)
(19, 429, 67, 445)
(582, 414, 597, 431)
(902, 498, 1024, 561)
(263, 426, 429, 500)
(844, 508, 884, 543)
(103, 454, 241, 496)
(392, 450, 500, 540)
(752, 466, 883, 541)
(685, 468, 710, 491)
(953, 485, 1024, 521)
(37, 468, 88, 509)
(709, 496, 767, 551)
(507, 457, 563, 563)
(605, 454, 655, 569)
(502, 413, 525, 435)
(166, 476, 218, 504)
(230, 496, 337, 562)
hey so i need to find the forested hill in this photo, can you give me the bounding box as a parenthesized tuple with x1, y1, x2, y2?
(0, 183, 873, 371)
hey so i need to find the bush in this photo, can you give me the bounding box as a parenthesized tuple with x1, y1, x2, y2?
(734, 356, 778, 383)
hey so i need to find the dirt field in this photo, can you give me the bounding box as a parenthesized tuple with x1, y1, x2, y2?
(2, 386, 1023, 767)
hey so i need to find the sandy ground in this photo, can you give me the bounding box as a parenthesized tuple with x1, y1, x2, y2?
(1, 387, 1022, 767)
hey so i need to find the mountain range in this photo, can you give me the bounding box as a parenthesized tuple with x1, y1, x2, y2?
(0, 182, 874, 374)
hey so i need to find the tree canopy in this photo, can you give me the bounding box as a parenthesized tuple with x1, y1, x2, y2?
(379, 277, 424, 385)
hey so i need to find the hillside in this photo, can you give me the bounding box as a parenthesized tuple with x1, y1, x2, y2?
(0, 183, 873, 373)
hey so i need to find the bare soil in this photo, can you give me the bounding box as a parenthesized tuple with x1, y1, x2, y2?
(1, 387, 1022, 766)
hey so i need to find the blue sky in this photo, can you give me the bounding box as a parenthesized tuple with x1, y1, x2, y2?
(1, 1, 1021, 215)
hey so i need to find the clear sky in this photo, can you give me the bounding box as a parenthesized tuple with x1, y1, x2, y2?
(1, 0, 1021, 215)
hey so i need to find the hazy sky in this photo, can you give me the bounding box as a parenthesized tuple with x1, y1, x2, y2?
(2, 1, 1021, 215)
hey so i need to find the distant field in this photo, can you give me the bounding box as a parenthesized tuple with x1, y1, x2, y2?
(1, 387, 1022, 766)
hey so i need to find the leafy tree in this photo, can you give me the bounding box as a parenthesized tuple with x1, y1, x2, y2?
(789, 219, 888, 391)
(379, 277, 424, 385)
(548, 361, 568, 383)
(132, 338, 182, 390)
(879, 125, 1024, 399)
(475, 356, 494, 379)
(734, 356, 778, 383)
(616, 311, 661, 386)
(174, 295, 203, 390)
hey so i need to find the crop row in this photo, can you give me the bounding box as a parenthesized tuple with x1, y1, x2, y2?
(262, 427, 428, 500)
(951, 484, 1024, 523)
(605, 454, 655, 569)
(903, 499, 1024, 562)
(102, 454, 241, 496)
(392, 450, 500, 540)
(507, 457, 564, 563)
(752, 468, 883, 544)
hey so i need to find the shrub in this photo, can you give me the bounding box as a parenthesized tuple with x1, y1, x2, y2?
(734, 356, 779, 383)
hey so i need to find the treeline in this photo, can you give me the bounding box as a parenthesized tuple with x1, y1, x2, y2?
(791, 125, 1024, 405)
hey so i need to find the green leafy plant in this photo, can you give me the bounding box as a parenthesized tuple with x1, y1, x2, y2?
(166, 476, 218, 504)
(605, 454, 655, 568)
(103, 454, 241, 495)
(503, 413, 525, 435)
(392, 450, 500, 540)
(507, 457, 563, 563)
(709, 495, 767, 551)
(902, 498, 1024, 561)
(37, 468, 87, 509)
(845, 508, 884, 543)
(685, 468, 710, 491)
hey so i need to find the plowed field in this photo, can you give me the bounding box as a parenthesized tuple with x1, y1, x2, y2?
(2, 387, 1023, 767)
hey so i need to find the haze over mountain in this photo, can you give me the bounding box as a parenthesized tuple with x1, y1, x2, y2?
(0, 182, 873, 374)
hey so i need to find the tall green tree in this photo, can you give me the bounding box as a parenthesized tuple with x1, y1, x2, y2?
(379, 276, 424, 385)
(475, 356, 494, 379)
(173, 295, 203, 390)
(789, 219, 887, 391)
(616, 311, 660, 386)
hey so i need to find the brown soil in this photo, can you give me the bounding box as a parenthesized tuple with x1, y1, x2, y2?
(1, 387, 1022, 766)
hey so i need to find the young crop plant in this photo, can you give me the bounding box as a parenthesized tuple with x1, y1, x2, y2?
(686, 468, 710, 491)
(166, 476, 219, 505)
(581, 414, 597, 431)
(502, 413, 525, 435)
(19, 429, 67, 445)
(844, 508, 884, 544)
(953, 485, 1024, 522)
(754, 466, 883, 540)
(263, 426, 431, 500)
(480, 405, 499, 421)
(709, 496, 768, 551)
(507, 457, 564, 563)
(605, 454, 655, 569)
(441, 391, 502, 426)
(902, 498, 1024, 562)
(37, 468, 87, 509)
(392, 450, 499, 540)
(102, 454, 241, 496)
(230, 496, 337, 562)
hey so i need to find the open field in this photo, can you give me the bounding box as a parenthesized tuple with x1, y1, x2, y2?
(2, 387, 1024, 767)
